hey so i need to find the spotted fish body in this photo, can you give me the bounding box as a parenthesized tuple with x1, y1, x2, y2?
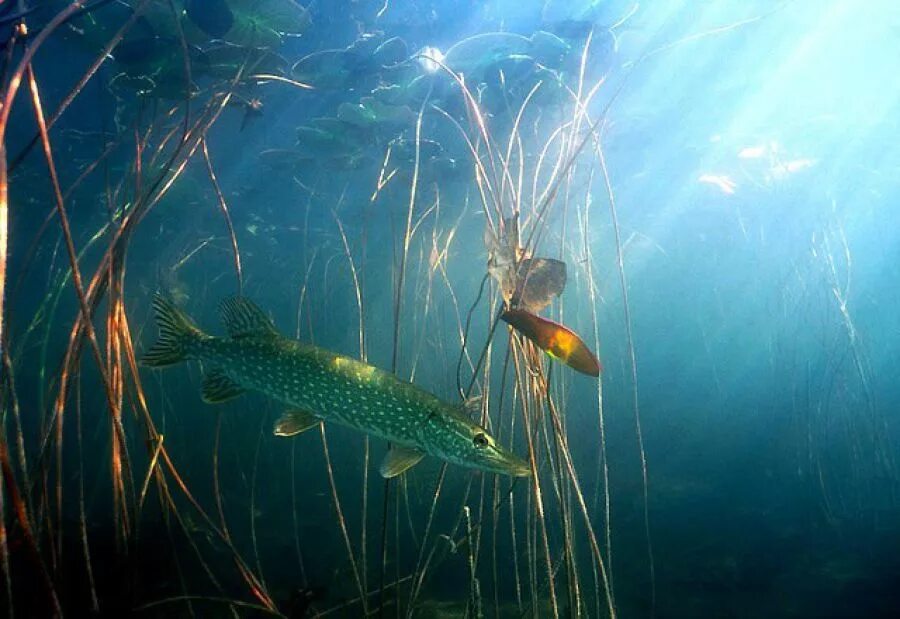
(143, 296, 530, 478)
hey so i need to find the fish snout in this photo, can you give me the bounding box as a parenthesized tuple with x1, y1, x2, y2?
(509, 457, 532, 477)
(494, 450, 531, 477)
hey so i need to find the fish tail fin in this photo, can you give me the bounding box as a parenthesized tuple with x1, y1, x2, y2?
(142, 294, 204, 367)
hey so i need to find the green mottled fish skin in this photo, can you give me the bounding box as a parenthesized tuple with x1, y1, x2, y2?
(145, 297, 530, 477)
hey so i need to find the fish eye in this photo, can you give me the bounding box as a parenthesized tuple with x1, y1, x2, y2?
(473, 432, 489, 448)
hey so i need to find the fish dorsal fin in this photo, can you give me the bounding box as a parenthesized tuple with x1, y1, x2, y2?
(201, 368, 246, 403)
(220, 297, 279, 338)
(380, 446, 425, 478)
(273, 409, 321, 437)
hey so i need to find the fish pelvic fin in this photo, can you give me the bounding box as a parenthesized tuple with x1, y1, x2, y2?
(201, 368, 246, 403)
(273, 409, 321, 436)
(220, 297, 280, 338)
(142, 294, 204, 367)
(380, 446, 426, 478)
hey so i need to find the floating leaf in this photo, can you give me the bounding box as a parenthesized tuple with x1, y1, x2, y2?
(390, 136, 443, 162)
(296, 126, 345, 151)
(61, 2, 149, 53)
(185, 0, 234, 38)
(371, 83, 406, 105)
(529, 30, 571, 68)
(337, 98, 415, 129)
(108, 55, 195, 100)
(444, 32, 530, 79)
(194, 43, 286, 79)
(259, 149, 313, 170)
(337, 102, 379, 128)
(228, 0, 310, 47)
(373, 36, 408, 66)
(183, 0, 310, 49)
(430, 156, 462, 179)
(345, 32, 385, 59)
(501, 308, 601, 377)
(323, 152, 372, 171)
(365, 98, 416, 126)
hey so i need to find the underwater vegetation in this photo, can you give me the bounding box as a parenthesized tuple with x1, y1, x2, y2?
(1, 0, 900, 617)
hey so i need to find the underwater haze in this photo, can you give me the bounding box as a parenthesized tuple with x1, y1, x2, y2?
(2, 0, 899, 617)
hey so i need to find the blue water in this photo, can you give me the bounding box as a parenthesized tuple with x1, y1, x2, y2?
(3, 0, 900, 617)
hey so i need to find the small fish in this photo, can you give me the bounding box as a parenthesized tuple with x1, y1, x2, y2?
(240, 97, 263, 131)
(501, 308, 601, 377)
(142, 295, 530, 478)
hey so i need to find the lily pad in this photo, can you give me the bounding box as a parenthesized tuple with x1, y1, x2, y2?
(309, 117, 349, 134)
(184, 0, 311, 49)
(292, 50, 356, 89)
(337, 102, 379, 128)
(194, 43, 286, 79)
(429, 156, 464, 180)
(390, 136, 443, 162)
(345, 32, 385, 58)
(337, 98, 415, 129)
(366, 98, 416, 126)
(323, 152, 372, 171)
(296, 126, 344, 151)
(374, 37, 408, 67)
(63, 6, 163, 58)
(296, 125, 365, 158)
(185, 0, 234, 38)
(443, 32, 531, 81)
(259, 149, 315, 170)
(371, 83, 406, 105)
(529, 30, 571, 68)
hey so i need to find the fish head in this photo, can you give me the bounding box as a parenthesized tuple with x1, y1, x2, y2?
(420, 409, 531, 477)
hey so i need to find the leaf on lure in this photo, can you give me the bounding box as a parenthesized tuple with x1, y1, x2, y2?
(501, 308, 601, 377)
(486, 215, 566, 311)
(512, 258, 567, 312)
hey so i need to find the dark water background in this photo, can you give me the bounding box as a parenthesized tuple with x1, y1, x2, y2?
(5, 0, 900, 616)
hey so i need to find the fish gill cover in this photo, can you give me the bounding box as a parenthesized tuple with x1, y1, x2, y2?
(1, 0, 899, 617)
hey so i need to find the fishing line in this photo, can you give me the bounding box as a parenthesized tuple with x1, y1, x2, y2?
(456, 271, 489, 399)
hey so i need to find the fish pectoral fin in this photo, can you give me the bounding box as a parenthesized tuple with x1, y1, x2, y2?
(379, 446, 426, 478)
(219, 297, 280, 338)
(273, 409, 321, 437)
(201, 369, 246, 403)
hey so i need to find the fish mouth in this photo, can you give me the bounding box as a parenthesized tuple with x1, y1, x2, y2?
(488, 450, 531, 477)
(508, 458, 532, 477)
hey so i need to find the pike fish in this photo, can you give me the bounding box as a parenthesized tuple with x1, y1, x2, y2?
(142, 295, 530, 478)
